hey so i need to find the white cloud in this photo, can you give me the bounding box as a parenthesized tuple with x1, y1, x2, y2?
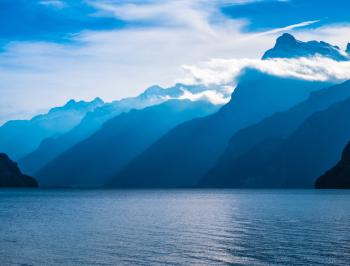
(251, 20, 321, 37)
(177, 86, 233, 105)
(181, 56, 350, 86)
(90, 1, 214, 34)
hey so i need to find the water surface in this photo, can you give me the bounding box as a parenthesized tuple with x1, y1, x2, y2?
(0, 189, 349, 265)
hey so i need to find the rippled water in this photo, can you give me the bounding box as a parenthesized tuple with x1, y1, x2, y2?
(0, 189, 349, 265)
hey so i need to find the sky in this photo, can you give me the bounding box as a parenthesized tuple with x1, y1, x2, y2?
(1, 0, 350, 123)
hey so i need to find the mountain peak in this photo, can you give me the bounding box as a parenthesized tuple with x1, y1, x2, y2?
(143, 85, 164, 96)
(263, 33, 349, 61)
(92, 97, 104, 105)
(65, 99, 77, 106)
(275, 33, 298, 47)
(62, 98, 104, 109)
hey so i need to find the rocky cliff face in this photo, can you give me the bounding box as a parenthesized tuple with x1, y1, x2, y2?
(315, 142, 350, 189)
(0, 153, 38, 187)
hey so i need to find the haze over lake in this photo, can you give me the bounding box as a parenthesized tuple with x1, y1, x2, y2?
(1, 189, 349, 266)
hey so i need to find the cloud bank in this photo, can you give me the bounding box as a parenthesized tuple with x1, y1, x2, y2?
(181, 56, 350, 86)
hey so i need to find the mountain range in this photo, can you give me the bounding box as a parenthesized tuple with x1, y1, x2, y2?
(109, 71, 327, 188)
(0, 98, 104, 160)
(2, 33, 350, 189)
(107, 33, 343, 188)
(18, 83, 228, 174)
(36, 100, 218, 187)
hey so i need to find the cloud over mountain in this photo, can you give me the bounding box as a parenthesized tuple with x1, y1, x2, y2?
(182, 56, 350, 86)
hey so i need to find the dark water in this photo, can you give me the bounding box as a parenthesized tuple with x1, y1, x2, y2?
(0, 189, 349, 266)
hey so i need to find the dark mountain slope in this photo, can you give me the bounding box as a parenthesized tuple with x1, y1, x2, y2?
(202, 80, 350, 185)
(0, 153, 37, 187)
(202, 95, 350, 188)
(315, 142, 350, 189)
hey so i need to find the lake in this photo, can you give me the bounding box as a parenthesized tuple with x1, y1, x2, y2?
(0, 189, 349, 265)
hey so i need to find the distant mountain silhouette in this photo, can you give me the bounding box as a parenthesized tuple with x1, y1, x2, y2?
(15, 33, 349, 189)
(0, 98, 104, 160)
(263, 33, 349, 61)
(315, 142, 350, 189)
(108, 71, 326, 188)
(36, 100, 218, 187)
(0, 153, 37, 187)
(19, 83, 227, 174)
(202, 91, 350, 188)
(202, 80, 350, 187)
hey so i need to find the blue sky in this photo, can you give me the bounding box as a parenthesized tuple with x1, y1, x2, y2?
(1, 0, 349, 44)
(0, 0, 129, 47)
(1, 0, 350, 123)
(222, 0, 350, 31)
